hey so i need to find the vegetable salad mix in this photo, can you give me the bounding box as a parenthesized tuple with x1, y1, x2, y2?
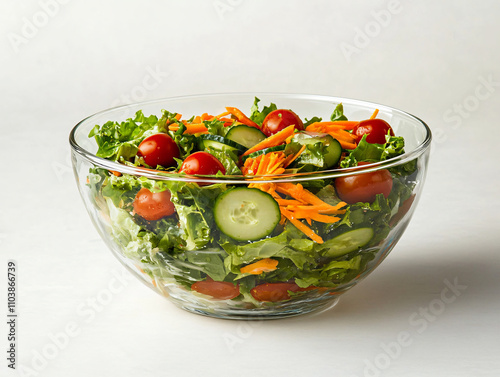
(87, 98, 417, 306)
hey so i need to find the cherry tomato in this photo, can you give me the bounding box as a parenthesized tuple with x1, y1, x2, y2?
(133, 188, 175, 221)
(137, 133, 180, 168)
(250, 282, 301, 302)
(179, 152, 226, 176)
(261, 109, 304, 137)
(334, 163, 393, 204)
(352, 119, 395, 144)
(191, 280, 240, 300)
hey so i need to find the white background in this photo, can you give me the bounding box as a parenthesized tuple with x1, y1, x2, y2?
(1, 1, 500, 376)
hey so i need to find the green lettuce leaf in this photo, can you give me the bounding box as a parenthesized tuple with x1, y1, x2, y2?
(303, 116, 322, 127)
(176, 248, 229, 281)
(285, 141, 328, 171)
(203, 119, 228, 137)
(340, 134, 406, 168)
(330, 103, 348, 122)
(249, 97, 277, 125)
(171, 123, 198, 159)
(165, 181, 226, 250)
(205, 147, 242, 175)
(89, 110, 159, 161)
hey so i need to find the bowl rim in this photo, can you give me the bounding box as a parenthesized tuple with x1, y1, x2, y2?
(69, 92, 432, 183)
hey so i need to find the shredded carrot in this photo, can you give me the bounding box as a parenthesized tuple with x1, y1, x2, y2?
(256, 155, 270, 175)
(242, 125, 296, 157)
(290, 210, 341, 223)
(274, 183, 326, 207)
(168, 123, 208, 134)
(285, 134, 294, 144)
(330, 120, 359, 130)
(215, 111, 230, 119)
(240, 258, 279, 275)
(306, 121, 359, 132)
(193, 115, 202, 123)
(175, 113, 182, 120)
(283, 144, 306, 167)
(304, 123, 358, 149)
(281, 208, 324, 244)
(295, 204, 346, 215)
(109, 170, 122, 177)
(225, 107, 260, 129)
(370, 109, 379, 119)
(201, 113, 212, 121)
(276, 199, 305, 206)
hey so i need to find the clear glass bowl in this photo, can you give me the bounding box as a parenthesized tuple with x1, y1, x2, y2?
(69, 93, 431, 320)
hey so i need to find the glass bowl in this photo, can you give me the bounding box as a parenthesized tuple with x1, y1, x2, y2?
(69, 93, 431, 320)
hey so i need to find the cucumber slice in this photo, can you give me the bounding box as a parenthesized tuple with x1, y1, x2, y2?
(241, 145, 287, 162)
(198, 134, 246, 154)
(292, 132, 342, 168)
(226, 125, 266, 149)
(322, 228, 374, 257)
(214, 187, 280, 241)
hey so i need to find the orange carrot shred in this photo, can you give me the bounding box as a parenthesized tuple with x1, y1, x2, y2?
(242, 125, 296, 157)
(283, 144, 306, 167)
(370, 109, 379, 119)
(225, 107, 260, 129)
(277, 199, 305, 206)
(216, 111, 230, 118)
(281, 208, 323, 244)
(169, 123, 208, 134)
(240, 258, 279, 275)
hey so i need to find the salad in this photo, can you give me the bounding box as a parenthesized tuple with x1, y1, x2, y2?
(86, 98, 417, 307)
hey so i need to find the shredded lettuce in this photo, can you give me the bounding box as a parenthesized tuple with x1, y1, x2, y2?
(330, 103, 348, 122)
(340, 134, 406, 168)
(249, 97, 277, 125)
(88, 110, 159, 161)
(205, 147, 242, 175)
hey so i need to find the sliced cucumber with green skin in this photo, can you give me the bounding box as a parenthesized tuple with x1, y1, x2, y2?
(198, 134, 246, 154)
(226, 125, 266, 149)
(241, 145, 287, 162)
(322, 228, 374, 258)
(214, 187, 280, 241)
(292, 132, 342, 168)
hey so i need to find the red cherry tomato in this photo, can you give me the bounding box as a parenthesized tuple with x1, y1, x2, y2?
(335, 163, 393, 204)
(352, 119, 395, 144)
(261, 109, 304, 137)
(138, 133, 180, 168)
(179, 152, 226, 176)
(133, 188, 175, 221)
(191, 280, 240, 300)
(250, 282, 301, 302)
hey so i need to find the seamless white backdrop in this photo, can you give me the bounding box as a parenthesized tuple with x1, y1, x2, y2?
(1, 1, 499, 377)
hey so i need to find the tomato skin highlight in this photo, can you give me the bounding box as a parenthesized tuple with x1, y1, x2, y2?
(261, 109, 304, 137)
(191, 280, 240, 300)
(353, 119, 395, 144)
(133, 188, 175, 221)
(334, 166, 393, 204)
(138, 133, 180, 168)
(250, 282, 301, 302)
(180, 151, 226, 175)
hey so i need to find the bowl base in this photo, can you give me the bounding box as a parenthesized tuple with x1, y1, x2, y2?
(171, 295, 341, 320)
